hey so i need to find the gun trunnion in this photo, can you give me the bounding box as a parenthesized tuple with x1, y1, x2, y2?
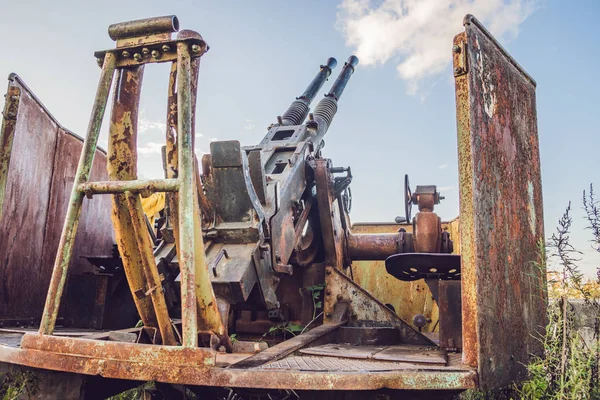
(0, 14, 545, 398)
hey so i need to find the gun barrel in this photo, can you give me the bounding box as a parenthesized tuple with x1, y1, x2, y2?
(280, 58, 337, 126)
(326, 55, 359, 101)
(300, 57, 338, 103)
(311, 56, 359, 144)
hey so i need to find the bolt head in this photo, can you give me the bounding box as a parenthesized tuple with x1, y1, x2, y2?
(96, 58, 103, 66)
(453, 45, 461, 53)
(142, 48, 150, 56)
(454, 67, 463, 74)
(191, 44, 201, 53)
(162, 45, 170, 52)
(122, 51, 130, 59)
(336, 294, 343, 301)
(151, 50, 160, 59)
(134, 53, 143, 62)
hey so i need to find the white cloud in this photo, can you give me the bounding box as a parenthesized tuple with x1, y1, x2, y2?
(138, 118, 166, 134)
(336, 0, 537, 94)
(138, 142, 163, 156)
(438, 164, 448, 169)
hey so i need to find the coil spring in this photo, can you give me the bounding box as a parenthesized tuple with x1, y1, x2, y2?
(313, 97, 338, 129)
(281, 100, 310, 125)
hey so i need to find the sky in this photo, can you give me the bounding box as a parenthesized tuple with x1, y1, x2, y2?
(0, 0, 599, 277)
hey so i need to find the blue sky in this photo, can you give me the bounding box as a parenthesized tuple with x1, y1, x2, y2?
(1, 0, 598, 276)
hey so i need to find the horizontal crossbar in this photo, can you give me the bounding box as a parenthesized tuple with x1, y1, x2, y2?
(78, 178, 179, 196)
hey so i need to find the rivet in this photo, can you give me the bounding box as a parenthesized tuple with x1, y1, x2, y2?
(454, 67, 462, 74)
(122, 51, 131, 59)
(336, 294, 343, 301)
(151, 50, 160, 59)
(191, 44, 201, 53)
(453, 45, 461, 53)
(326, 289, 332, 296)
(162, 45, 170, 52)
(133, 53, 143, 62)
(96, 58, 103, 66)
(142, 47, 150, 56)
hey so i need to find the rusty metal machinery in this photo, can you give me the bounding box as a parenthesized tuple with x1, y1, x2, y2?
(0, 13, 547, 398)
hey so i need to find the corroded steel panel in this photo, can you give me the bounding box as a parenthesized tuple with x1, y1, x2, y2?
(0, 76, 59, 319)
(0, 75, 114, 321)
(41, 129, 114, 276)
(454, 15, 546, 389)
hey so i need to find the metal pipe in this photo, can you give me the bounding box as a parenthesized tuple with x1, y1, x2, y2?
(125, 191, 177, 345)
(177, 42, 200, 347)
(280, 58, 337, 126)
(108, 16, 179, 40)
(78, 178, 179, 195)
(107, 66, 163, 336)
(39, 53, 117, 334)
(347, 233, 400, 260)
(299, 57, 337, 104)
(325, 55, 359, 101)
(311, 56, 359, 147)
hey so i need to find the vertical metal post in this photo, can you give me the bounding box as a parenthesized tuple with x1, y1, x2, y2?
(176, 42, 199, 347)
(39, 53, 117, 334)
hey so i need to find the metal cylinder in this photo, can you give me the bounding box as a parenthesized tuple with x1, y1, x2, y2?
(300, 57, 337, 103)
(311, 56, 359, 142)
(347, 233, 400, 260)
(108, 16, 179, 40)
(326, 55, 359, 101)
(280, 57, 337, 126)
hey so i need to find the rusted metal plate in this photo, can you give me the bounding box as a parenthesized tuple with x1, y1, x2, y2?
(0, 75, 58, 320)
(299, 344, 447, 365)
(0, 74, 114, 322)
(300, 344, 385, 359)
(0, 341, 478, 390)
(438, 280, 462, 351)
(454, 15, 546, 390)
(233, 303, 349, 369)
(324, 266, 435, 346)
(41, 129, 114, 276)
(373, 345, 447, 365)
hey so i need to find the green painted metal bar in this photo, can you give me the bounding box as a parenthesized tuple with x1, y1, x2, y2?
(39, 53, 117, 335)
(78, 178, 179, 196)
(176, 42, 199, 347)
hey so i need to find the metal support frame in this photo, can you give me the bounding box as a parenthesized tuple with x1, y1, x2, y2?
(37, 23, 223, 349)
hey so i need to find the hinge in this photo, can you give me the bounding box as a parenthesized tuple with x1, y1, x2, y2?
(452, 39, 468, 77)
(2, 87, 21, 120)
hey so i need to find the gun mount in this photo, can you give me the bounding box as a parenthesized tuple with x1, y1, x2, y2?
(0, 14, 546, 398)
